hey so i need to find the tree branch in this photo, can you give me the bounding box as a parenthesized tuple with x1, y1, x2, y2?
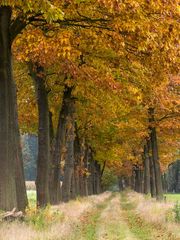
(157, 112, 180, 122)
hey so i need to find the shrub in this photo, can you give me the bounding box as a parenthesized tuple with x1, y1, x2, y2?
(25, 205, 64, 230)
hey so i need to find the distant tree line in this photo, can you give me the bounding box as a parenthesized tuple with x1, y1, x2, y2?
(22, 135, 180, 194)
(163, 160, 180, 193)
(118, 159, 180, 195)
(21, 134, 37, 181)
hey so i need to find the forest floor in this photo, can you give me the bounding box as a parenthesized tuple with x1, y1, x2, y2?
(0, 191, 180, 240)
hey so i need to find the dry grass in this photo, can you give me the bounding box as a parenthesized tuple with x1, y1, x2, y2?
(0, 192, 111, 240)
(127, 191, 180, 239)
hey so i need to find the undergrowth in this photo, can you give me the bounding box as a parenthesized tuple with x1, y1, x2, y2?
(25, 205, 64, 230)
(173, 201, 180, 223)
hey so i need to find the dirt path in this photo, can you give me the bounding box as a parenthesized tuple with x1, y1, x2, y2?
(96, 195, 137, 240)
(70, 193, 138, 240)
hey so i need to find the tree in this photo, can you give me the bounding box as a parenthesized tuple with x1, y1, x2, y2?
(0, 0, 63, 210)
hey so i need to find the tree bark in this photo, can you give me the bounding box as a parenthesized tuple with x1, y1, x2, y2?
(0, 6, 18, 211)
(49, 111, 54, 147)
(150, 155, 156, 197)
(49, 89, 68, 204)
(131, 169, 136, 190)
(74, 132, 81, 196)
(30, 63, 50, 207)
(83, 145, 89, 196)
(79, 141, 88, 197)
(70, 171, 76, 199)
(162, 173, 167, 193)
(12, 81, 28, 211)
(118, 176, 124, 191)
(149, 108, 163, 200)
(94, 161, 101, 194)
(0, 6, 28, 211)
(62, 87, 75, 202)
(92, 160, 96, 194)
(134, 166, 142, 193)
(140, 170, 144, 193)
(147, 139, 156, 197)
(143, 143, 151, 194)
(87, 150, 94, 195)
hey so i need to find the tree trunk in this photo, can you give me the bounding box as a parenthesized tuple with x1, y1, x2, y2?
(87, 150, 94, 195)
(140, 170, 144, 193)
(148, 138, 156, 197)
(131, 169, 136, 190)
(74, 168, 80, 196)
(149, 108, 163, 200)
(12, 81, 28, 211)
(143, 143, 151, 194)
(134, 166, 141, 193)
(118, 176, 124, 191)
(150, 157, 156, 198)
(0, 6, 18, 211)
(162, 173, 167, 193)
(74, 132, 81, 196)
(92, 160, 96, 194)
(94, 161, 101, 194)
(49, 89, 68, 204)
(70, 171, 76, 199)
(30, 63, 50, 207)
(62, 87, 75, 202)
(0, 7, 28, 211)
(49, 111, 54, 145)
(80, 142, 88, 197)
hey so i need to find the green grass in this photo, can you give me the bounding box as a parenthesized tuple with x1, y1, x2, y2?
(165, 194, 180, 202)
(27, 190, 36, 207)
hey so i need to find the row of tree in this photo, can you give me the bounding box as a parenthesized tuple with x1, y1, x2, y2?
(0, 0, 179, 211)
(164, 160, 180, 193)
(22, 136, 180, 194)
